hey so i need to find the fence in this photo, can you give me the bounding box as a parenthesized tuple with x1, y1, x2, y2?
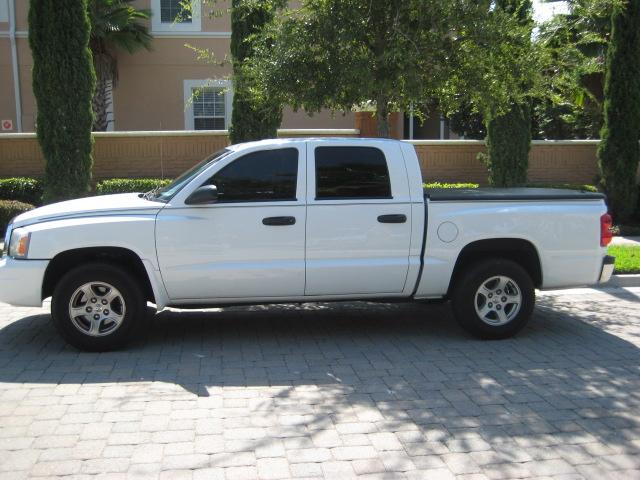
(0, 131, 635, 185)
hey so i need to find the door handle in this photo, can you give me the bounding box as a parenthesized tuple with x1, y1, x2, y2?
(262, 216, 296, 226)
(377, 214, 407, 224)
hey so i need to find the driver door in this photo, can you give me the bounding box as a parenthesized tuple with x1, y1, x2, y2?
(155, 145, 307, 301)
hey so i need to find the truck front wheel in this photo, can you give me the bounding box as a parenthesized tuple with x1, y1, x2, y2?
(51, 263, 145, 351)
(451, 258, 535, 339)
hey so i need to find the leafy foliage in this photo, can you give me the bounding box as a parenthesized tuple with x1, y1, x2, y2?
(248, 0, 537, 137)
(96, 178, 172, 195)
(88, 0, 152, 131)
(29, 0, 95, 203)
(0, 178, 44, 205)
(424, 182, 480, 189)
(228, 0, 285, 143)
(477, 0, 534, 187)
(0, 201, 35, 232)
(533, 0, 614, 139)
(481, 103, 533, 187)
(524, 183, 599, 192)
(448, 103, 486, 140)
(424, 182, 598, 191)
(597, 0, 640, 222)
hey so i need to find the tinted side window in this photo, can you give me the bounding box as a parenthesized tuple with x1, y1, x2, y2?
(210, 148, 298, 202)
(315, 147, 391, 199)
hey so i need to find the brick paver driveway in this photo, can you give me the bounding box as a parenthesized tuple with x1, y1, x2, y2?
(1, 287, 639, 480)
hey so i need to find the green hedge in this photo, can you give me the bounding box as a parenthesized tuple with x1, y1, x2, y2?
(424, 182, 598, 192)
(524, 183, 599, 192)
(0, 178, 43, 205)
(424, 182, 480, 189)
(96, 178, 172, 195)
(0, 200, 35, 233)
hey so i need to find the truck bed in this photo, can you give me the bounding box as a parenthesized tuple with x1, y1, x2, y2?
(425, 187, 605, 202)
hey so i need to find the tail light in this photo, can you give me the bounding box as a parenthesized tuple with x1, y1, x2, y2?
(600, 213, 613, 247)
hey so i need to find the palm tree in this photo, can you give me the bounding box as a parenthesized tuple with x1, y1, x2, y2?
(88, 0, 153, 131)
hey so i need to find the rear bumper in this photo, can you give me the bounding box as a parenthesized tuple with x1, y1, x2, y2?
(0, 257, 49, 307)
(599, 255, 615, 283)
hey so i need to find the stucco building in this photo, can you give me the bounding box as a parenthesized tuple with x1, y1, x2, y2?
(0, 0, 356, 133)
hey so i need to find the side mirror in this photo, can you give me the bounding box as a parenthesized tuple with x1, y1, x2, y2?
(185, 184, 218, 205)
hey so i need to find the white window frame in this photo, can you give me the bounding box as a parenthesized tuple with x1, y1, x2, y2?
(183, 79, 233, 131)
(151, 0, 201, 33)
(0, 0, 9, 22)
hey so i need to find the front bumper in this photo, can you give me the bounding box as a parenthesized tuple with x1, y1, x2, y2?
(599, 255, 615, 283)
(0, 257, 49, 307)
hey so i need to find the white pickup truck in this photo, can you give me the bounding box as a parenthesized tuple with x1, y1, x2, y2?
(0, 138, 614, 350)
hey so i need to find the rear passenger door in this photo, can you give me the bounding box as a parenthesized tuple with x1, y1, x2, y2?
(305, 141, 412, 296)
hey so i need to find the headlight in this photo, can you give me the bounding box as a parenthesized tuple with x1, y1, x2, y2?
(8, 228, 30, 259)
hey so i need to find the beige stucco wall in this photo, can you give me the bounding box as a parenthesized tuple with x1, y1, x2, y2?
(2, 0, 353, 133)
(0, 38, 16, 129)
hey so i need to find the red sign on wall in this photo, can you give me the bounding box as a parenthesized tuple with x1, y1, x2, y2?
(1, 120, 13, 131)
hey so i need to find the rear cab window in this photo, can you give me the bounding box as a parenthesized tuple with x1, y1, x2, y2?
(314, 146, 392, 200)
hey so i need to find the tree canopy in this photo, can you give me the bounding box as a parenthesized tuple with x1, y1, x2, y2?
(228, 0, 286, 143)
(247, 0, 538, 137)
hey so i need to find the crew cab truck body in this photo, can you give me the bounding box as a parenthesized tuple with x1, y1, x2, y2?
(0, 138, 614, 350)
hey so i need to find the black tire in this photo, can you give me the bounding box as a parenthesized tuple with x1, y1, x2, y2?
(51, 262, 146, 351)
(451, 258, 535, 339)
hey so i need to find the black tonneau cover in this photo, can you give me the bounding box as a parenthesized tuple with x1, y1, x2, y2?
(425, 187, 605, 202)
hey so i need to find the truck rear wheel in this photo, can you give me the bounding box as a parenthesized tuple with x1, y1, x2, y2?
(451, 258, 535, 339)
(51, 263, 145, 351)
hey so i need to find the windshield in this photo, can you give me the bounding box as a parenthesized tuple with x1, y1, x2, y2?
(152, 149, 231, 202)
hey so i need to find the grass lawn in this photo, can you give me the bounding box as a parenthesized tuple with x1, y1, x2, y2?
(608, 245, 640, 274)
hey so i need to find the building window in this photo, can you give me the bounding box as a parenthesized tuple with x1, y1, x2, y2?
(184, 80, 233, 130)
(151, 0, 201, 32)
(160, 0, 191, 23)
(193, 87, 225, 130)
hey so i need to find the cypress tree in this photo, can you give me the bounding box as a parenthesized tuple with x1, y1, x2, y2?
(29, 0, 95, 203)
(229, 0, 283, 144)
(485, 105, 532, 187)
(597, 0, 640, 222)
(483, 0, 533, 187)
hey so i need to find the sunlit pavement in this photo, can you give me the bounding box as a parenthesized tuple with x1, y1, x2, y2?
(0, 287, 639, 479)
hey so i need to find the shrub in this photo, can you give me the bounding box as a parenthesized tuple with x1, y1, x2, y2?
(96, 178, 172, 195)
(481, 104, 532, 187)
(0, 178, 44, 205)
(0, 200, 35, 233)
(424, 182, 480, 189)
(424, 182, 598, 192)
(524, 183, 599, 192)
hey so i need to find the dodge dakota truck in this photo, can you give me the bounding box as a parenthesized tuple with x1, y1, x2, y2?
(0, 138, 614, 350)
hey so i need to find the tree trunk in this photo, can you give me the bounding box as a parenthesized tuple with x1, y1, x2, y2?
(376, 96, 390, 138)
(92, 76, 111, 132)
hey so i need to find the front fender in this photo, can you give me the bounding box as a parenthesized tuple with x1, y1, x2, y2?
(24, 215, 158, 267)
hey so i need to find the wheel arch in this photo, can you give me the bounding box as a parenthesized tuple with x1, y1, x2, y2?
(42, 247, 156, 303)
(448, 238, 543, 294)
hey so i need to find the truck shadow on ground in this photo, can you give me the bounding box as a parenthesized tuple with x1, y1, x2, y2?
(0, 292, 639, 476)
